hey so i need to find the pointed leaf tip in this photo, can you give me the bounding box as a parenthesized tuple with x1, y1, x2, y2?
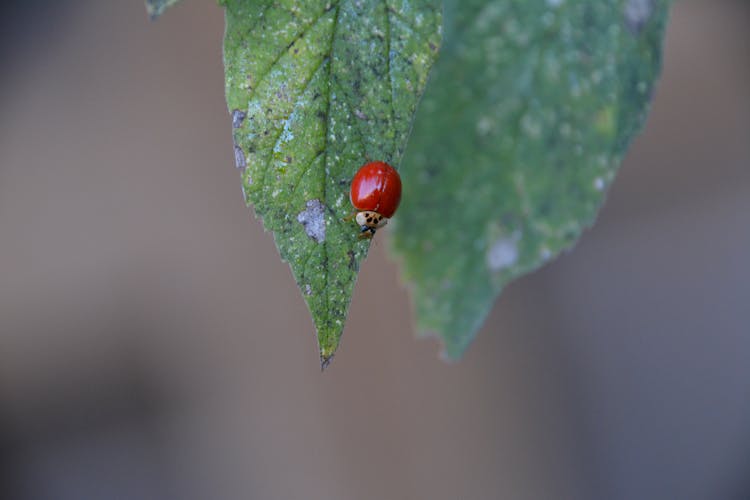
(223, 0, 442, 365)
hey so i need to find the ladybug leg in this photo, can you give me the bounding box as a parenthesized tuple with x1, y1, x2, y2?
(358, 226, 375, 239)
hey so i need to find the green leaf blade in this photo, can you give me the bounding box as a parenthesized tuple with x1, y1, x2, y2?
(223, 0, 442, 366)
(392, 0, 670, 359)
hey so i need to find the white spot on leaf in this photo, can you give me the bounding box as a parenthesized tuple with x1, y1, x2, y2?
(624, 0, 654, 34)
(521, 113, 542, 139)
(297, 199, 326, 243)
(477, 116, 494, 136)
(487, 231, 521, 272)
(539, 246, 553, 261)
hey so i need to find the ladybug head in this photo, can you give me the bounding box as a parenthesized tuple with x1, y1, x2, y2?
(355, 210, 388, 230)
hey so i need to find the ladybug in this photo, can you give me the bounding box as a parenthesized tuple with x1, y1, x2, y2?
(349, 161, 402, 238)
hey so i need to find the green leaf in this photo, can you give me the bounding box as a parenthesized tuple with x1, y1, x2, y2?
(223, 1, 441, 366)
(391, 0, 670, 359)
(145, 0, 182, 19)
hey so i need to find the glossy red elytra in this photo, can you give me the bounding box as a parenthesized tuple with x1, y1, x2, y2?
(349, 161, 402, 238)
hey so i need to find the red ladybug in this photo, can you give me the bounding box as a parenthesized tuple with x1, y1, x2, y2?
(349, 161, 402, 238)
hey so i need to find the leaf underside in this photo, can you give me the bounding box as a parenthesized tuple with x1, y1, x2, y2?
(391, 0, 670, 358)
(223, 1, 441, 366)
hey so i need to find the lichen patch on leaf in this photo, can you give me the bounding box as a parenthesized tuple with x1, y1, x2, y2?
(233, 144, 246, 170)
(486, 232, 521, 272)
(297, 199, 327, 243)
(232, 109, 246, 129)
(223, 0, 442, 366)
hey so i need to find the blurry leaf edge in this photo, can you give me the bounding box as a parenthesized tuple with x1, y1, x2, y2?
(391, 0, 672, 359)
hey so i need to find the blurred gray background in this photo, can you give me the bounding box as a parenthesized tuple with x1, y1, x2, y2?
(0, 1, 748, 499)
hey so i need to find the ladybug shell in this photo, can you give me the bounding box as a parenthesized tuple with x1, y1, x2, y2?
(349, 161, 402, 218)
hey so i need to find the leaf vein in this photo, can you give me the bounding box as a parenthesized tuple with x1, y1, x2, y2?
(259, 54, 330, 204)
(384, 1, 396, 156)
(247, 3, 339, 104)
(320, 3, 343, 358)
(290, 149, 325, 198)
